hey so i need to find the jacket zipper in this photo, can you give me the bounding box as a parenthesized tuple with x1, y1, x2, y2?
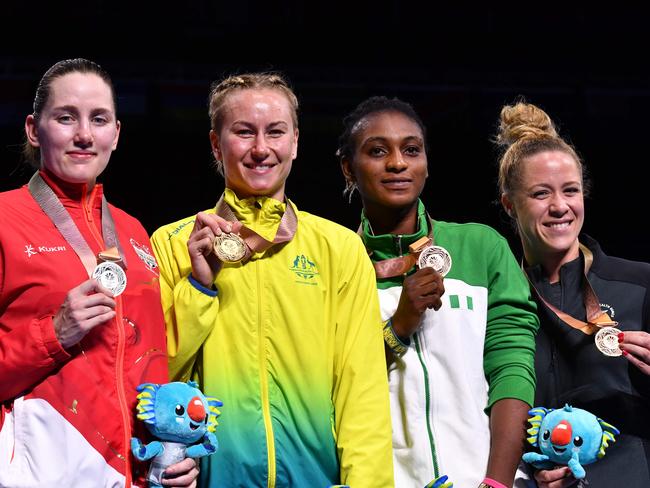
(414, 333, 439, 479)
(255, 214, 276, 488)
(83, 186, 131, 487)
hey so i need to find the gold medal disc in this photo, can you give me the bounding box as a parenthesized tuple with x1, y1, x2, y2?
(417, 245, 452, 277)
(92, 261, 127, 297)
(213, 233, 247, 263)
(594, 327, 623, 357)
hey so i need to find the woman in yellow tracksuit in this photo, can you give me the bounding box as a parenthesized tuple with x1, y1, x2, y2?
(151, 73, 394, 488)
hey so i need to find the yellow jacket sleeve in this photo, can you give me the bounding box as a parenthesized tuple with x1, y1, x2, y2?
(333, 233, 395, 488)
(151, 223, 220, 382)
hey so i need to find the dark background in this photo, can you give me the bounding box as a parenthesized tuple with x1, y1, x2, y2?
(1, 4, 648, 262)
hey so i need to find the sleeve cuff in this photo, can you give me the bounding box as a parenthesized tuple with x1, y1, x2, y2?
(486, 374, 535, 411)
(37, 315, 72, 364)
(188, 273, 218, 297)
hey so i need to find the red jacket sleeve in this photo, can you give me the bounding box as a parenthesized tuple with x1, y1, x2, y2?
(0, 314, 71, 402)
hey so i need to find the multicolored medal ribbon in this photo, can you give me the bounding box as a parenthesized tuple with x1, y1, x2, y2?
(523, 243, 620, 356)
(372, 235, 452, 279)
(213, 194, 298, 264)
(28, 172, 128, 296)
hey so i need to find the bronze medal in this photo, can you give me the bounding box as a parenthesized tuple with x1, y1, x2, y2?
(417, 245, 452, 277)
(594, 326, 623, 357)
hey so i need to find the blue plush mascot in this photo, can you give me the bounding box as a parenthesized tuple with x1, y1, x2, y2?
(522, 404, 619, 479)
(131, 381, 222, 487)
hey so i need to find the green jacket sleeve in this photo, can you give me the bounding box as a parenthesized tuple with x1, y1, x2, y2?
(332, 233, 395, 488)
(484, 235, 539, 410)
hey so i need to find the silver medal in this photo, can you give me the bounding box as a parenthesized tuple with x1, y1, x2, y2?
(92, 261, 127, 297)
(417, 245, 452, 277)
(594, 327, 623, 357)
(213, 233, 247, 263)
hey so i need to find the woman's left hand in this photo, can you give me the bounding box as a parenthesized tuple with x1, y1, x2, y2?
(161, 457, 199, 487)
(619, 331, 650, 375)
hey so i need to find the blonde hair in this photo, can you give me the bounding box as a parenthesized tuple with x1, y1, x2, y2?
(496, 100, 585, 197)
(208, 72, 299, 132)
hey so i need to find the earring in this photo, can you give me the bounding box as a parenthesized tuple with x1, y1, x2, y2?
(343, 179, 357, 204)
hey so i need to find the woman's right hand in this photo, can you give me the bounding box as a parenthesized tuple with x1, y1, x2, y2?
(53, 279, 116, 349)
(534, 467, 578, 488)
(187, 212, 242, 288)
(391, 267, 444, 338)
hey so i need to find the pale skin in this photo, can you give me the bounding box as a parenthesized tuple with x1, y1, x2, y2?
(24, 72, 121, 348)
(24, 70, 197, 487)
(343, 110, 528, 487)
(502, 150, 650, 486)
(188, 88, 298, 286)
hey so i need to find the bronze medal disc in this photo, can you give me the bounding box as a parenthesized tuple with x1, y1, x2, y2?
(92, 261, 127, 297)
(213, 233, 247, 263)
(417, 245, 452, 277)
(594, 326, 623, 357)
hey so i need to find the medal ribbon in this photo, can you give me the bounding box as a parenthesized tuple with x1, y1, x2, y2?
(362, 217, 435, 279)
(215, 195, 298, 262)
(523, 243, 616, 335)
(28, 172, 128, 277)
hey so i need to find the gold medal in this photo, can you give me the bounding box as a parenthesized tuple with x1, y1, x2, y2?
(417, 245, 452, 277)
(594, 327, 623, 357)
(92, 261, 127, 297)
(213, 233, 247, 263)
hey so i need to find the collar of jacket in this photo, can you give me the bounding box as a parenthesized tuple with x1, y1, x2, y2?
(222, 187, 292, 243)
(525, 233, 602, 285)
(39, 168, 103, 210)
(360, 199, 430, 288)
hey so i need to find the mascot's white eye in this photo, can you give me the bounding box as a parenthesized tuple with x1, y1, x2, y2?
(542, 430, 550, 440)
(175, 404, 185, 416)
(573, 436, 583, 446)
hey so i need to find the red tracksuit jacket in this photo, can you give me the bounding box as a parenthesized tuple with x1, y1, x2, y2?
(0, 170, 168, 488)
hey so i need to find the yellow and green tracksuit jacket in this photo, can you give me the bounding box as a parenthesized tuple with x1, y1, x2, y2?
(151, 189, 394, 488)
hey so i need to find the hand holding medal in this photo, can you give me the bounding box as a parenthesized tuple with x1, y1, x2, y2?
(392, 268, 446, 339)
(389, 236, 449, 339)
(617, 331, 650, 376)
(187, 212, 244, 288)
(53, 278, 117, 349)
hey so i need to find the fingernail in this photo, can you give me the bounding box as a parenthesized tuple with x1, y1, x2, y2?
(622, 349, 628, 356)
(618, 332, 624, 342)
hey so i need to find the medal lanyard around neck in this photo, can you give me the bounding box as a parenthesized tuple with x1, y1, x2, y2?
(360, 215, 435, 279)
(523, 243, 616, 335)
(214, 195, 297, 262)
(28, 172, 128, 277)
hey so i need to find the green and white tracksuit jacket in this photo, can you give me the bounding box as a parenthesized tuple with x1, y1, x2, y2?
(151, 189, 394, 488)
(360, 201, 538, 488)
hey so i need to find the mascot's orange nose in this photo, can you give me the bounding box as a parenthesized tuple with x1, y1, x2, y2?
(551, 420, 573, 446)
(187, 396, 206, 422)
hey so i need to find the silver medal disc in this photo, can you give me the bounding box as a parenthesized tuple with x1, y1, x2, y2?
(417, 245, 452, 277)
(213, 233, 247, 263)
(92, 261, 127, 297)
(594, 327, 623, 357)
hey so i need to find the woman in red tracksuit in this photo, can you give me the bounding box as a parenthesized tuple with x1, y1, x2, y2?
(0, 58, 196, 488)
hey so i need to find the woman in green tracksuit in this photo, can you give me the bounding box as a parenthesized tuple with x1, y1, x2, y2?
(337, 96, 539, 488)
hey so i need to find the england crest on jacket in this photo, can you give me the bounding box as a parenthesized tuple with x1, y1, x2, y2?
(131, 238, 158, 274)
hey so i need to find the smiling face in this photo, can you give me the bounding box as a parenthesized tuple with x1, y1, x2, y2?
(342, 110, 427, 215)
(502, 150, 584, 272)
(210, 88, 299, 201)
(25, 72, 120, 187)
